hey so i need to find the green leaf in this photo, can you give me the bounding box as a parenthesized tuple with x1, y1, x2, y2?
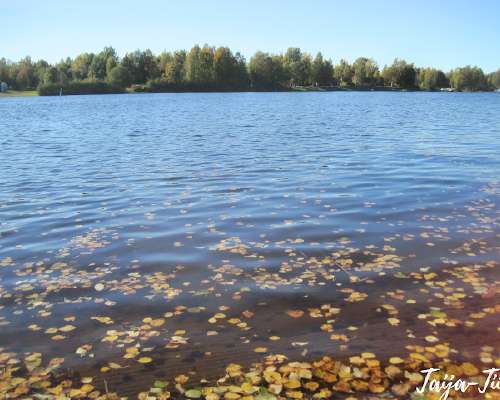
(430, 310, 447, 318)
(153, 380, 168, 389)
(255, 388, 277, 400)
(185, 389, 202, 399)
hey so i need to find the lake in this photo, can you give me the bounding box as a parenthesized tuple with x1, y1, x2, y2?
(0, 92, 499, 398)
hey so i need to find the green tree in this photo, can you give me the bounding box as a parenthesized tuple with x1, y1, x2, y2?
(89, 55, 106, 80)
(72, 53, 94, 80)
(448, 66, 488, 91)
(16, 68, 31, 89)
(143, 49, 160, 81)
(233, 52, 250, 88)
(352, 57, 379, 87)
(88, 48, 118, 80)
(184, 45, 202, 83)
(56, 58, 72, 84)
(164, 51, 186, 84)
(417, 68, 448, 90)
(198, 45, 215, 84)
(249, 52, 287, 89)
(34, 60, 50, 86)
(184, 45, 216, 85)
(382, 59, 416, 88)
(158, 52, 172, 75)
(107, 65, 131, 88)
(300, 54, 313, 86)
(14, 57, 36, 89)
(213, 47, 249, 88)
(311, 52, 334, 86)
(0, 58, 10, 84)
(487, 69, 500, 89)
(42, 67, 59, 85)
(122, 50, 159, 84)
(284, 48, 311, 86)
(283, 47, 301, 86)
(214, 47, 235, 83)
(334, 59, 353, 86)
(102, 47, 118, 75)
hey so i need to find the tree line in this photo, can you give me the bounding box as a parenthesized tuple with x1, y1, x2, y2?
(1, 45, 499, 95)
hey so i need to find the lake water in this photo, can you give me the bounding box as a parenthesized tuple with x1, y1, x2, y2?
(0, 92, 499, 397)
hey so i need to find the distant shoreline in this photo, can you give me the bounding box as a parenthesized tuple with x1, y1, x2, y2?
(2, 86, 497, 98)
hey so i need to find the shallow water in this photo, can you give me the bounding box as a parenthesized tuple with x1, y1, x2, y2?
(0, 92, 499, 396)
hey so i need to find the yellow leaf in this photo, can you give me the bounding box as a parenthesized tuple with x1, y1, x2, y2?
(385, 365, 401, 377)
(254, 347, 268, 353)
(425, 335, 439, 343)
(349, 356, 364, 365)
(59, 325, 76, 332)
(404, 371, 423, 384)
(313, 389, 332, 398)
(240, 382, 257, 394)
(304, 382, 319, 391)
(368, 382, 386, 393)
(175, 374, 189, 384)
(263, 370, 282, 384)
(80, 384, 94, 393)
(286, 390, 303, 399)
(461, 362, 479, 376)
(151, 318, 165, 327)
(391, 383, 410, 396)
(285, 380, 301, 389)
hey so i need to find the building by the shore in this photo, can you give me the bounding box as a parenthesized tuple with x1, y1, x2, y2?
(0, 82, 8, 93)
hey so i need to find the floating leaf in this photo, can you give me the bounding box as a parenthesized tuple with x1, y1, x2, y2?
(94, 283, 105, 291)
(286, 310, 304, 318)
(185, 389, 202, 398)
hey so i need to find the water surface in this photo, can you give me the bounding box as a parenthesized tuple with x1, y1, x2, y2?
(0, 92, 499, 396)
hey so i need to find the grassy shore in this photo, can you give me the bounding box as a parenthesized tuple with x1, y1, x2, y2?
(0, 86, 465, 97)
(0, 90, 38, 97)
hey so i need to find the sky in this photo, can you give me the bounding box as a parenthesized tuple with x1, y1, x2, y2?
(2, 0, 500, 72)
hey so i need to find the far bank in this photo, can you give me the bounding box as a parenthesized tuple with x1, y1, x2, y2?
(2, 85, 496, 98)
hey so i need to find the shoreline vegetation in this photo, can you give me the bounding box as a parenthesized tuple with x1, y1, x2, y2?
(1, 45, 499, 97)
(0, 89, 37, 97)
(1, 86, 465, 98)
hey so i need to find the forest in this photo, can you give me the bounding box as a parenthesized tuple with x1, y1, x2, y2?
(1, 45, 499, 95)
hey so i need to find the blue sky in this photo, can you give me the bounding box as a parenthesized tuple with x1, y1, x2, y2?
(3, 0, 499, 72)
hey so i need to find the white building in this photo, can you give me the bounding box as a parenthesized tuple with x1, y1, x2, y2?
(0, 82, 8, 92)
